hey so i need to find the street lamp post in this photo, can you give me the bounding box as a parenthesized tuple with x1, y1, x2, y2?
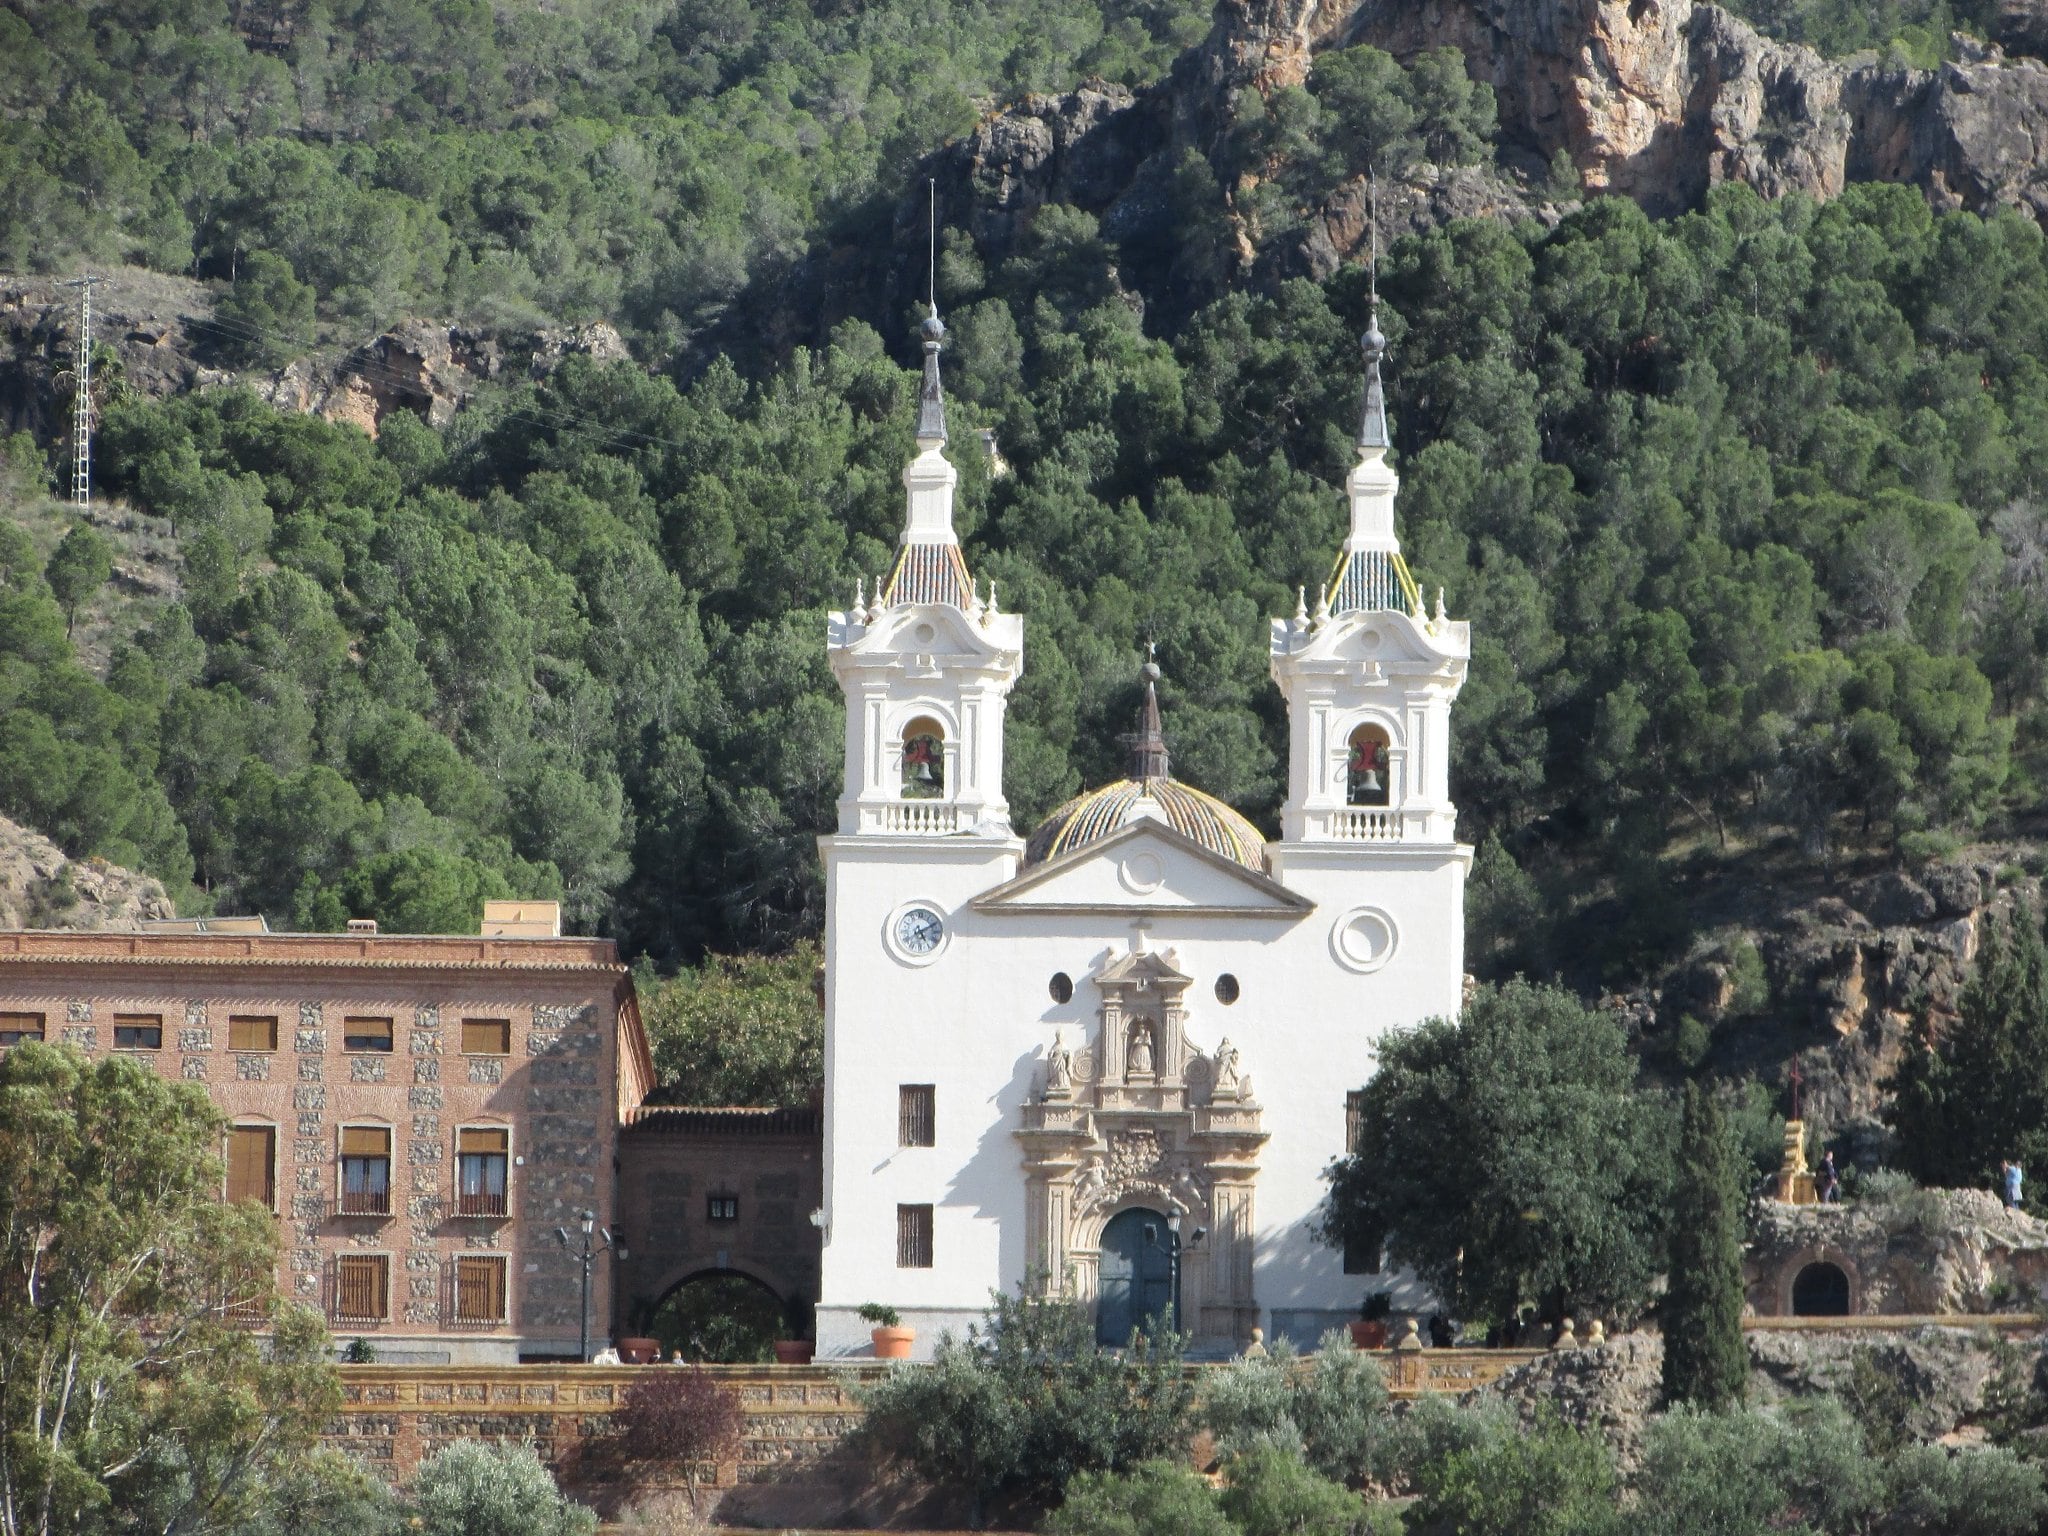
(554, 1209, 615, 1362)
(1143, 1213, 1202, 1335)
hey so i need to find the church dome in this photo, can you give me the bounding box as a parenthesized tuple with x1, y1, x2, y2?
(1024, 656, 1267, 871)
(1025, 776, 1267, 871)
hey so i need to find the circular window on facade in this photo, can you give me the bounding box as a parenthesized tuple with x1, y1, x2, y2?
(1049, 972, 1074, 1004)
(1330, 907, 1399, 974)
(1215, 974, 1240, 1005)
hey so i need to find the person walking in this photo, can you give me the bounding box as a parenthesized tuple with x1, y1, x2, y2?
(2003, 1160, 2025, 1209)
(1819, 1150, 1840, 1204)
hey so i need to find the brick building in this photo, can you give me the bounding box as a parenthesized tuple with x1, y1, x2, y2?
(614, 1105, 824, 1341)
(0, 902, 654, 1364)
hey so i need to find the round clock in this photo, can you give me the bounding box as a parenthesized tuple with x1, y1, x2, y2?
(891, 904, 946, 961)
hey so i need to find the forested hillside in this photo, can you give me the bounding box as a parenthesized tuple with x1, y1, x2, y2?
(3, 1, 2048, 999)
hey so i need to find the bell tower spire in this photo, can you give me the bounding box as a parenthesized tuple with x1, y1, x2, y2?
(881, 178, 971, 607)
(1128, 648, 1171, 781)
(1268, 183, 1469, 851)
(824, 181, 1023, 841)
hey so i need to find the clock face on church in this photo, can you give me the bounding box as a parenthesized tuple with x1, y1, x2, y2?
(892, 905, 946, 959)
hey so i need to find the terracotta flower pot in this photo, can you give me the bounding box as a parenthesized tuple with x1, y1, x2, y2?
(617, 1336, 661, 1364)
(1349, 1320, 1388, 1349)
(871, 1325, 916, 1359)
(773, 1339, 815, 1365)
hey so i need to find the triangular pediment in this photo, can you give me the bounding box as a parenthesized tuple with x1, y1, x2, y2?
(972, 821, 1311, 918)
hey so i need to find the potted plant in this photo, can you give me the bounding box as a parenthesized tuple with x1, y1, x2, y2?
(860, 1302, 914, 1359)
(774, 1293, 816, 1365)
(1350, 1291, 1392, 1349)
(616, 1335, 661, 1364)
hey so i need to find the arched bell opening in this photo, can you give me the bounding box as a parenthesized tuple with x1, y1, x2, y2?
(901, 715, 946, 800)
(1346, 724, 1391, 807)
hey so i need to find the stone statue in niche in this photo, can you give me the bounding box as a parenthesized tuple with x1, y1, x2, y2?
(1046, 1029, 1073, 1098)
(1127, 1021, 1155, 1077)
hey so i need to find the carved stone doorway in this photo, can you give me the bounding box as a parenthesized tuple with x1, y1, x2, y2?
(1017, 941, 1266, 1349)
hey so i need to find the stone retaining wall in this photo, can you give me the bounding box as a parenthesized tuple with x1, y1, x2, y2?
(332, 1351, 1552, 1487)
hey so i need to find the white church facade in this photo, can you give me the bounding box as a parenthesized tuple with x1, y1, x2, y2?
(814, 305, 1471, 1357)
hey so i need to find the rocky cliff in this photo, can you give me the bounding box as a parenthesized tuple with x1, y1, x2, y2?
(0, 271, 631, 442)
(0, 814, 173, 931)
(902, 0, 2048, 311)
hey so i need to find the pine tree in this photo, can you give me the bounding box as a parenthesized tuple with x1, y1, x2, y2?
(1886, 904, 2048, 1188)
(1661, 1082, 1747, 1411)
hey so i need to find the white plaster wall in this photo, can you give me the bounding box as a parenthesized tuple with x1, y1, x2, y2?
(816, 830, 1469, 1357)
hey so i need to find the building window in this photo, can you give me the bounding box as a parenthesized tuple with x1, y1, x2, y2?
(1345, 1090, 1367, 1154)
(334, 1254, 389, 1322)
(455, 1127, 509, 1216)
(228, 1015, 278, 1052)
(453, 1255, 508, 1323)
(897, 1204, 934, 1268)
(227, 1125, 276, 1210)
(342, 1016, 393, 1053)
(339, 1126, 392, 1215)
(1343, 1231, 1384, 1276)
(460, 1017, 510, 1055)
(898, 1085, 935, 1147)
(901, 716, 945, 799)
(1346, 725, 1391, 807)
(707, 1194, 738, 1222)
(113, 1014, 163, 1050)
(0, 1013, 45, 1047)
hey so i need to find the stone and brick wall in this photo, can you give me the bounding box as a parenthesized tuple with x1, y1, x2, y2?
(613, 1105, 823, 1332)
(0, 929, 655, 1363)
(327, 1351, 1550, 1493)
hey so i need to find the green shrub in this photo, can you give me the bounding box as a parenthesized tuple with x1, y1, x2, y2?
(1197, 1337, 1304, 1461)
(857, 1286, 1191, 1523)
(404, 1441, 596, 1536)
(1631, 1402, 1882, 1536)
(1409, 1414, 1618, 1536)
(1219, 1446, 1393, 1536)
(1045, 1459, 1233, 1536)
(1885, 1443, 2048, 1536)
(1374, 1392, 1514, 1496)
(1294, 1332, 1393, 1484)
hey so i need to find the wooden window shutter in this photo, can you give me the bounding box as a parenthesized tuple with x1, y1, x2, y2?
(460, 1018, 511, 1055)
(341, 1126, 390, 1157)
(228, 1015, 278, 1052)
(227, 1126, 275, 1208)
(896, 1204, 933, 1268)
(898, 1085, 935, 1147)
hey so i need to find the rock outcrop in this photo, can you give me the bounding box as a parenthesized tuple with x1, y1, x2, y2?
(0, 815, 173, 931)
(1485, 1325, 2045, 1459)
(900, 0, 2048, 316)
(1, 272, 633, 444)
(1747, 1189, 2048, 1315)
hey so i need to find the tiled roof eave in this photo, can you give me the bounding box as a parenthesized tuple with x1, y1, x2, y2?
(0, 952, 628, 976)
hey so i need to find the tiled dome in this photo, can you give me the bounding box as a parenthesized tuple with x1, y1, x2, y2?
(1025, 777, 1267, 871)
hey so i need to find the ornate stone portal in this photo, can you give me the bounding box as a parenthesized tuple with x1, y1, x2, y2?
(1016, 942, 1266, 1345)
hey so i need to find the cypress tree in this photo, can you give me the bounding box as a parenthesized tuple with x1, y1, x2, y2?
(1661, 1081, 1747, 1410)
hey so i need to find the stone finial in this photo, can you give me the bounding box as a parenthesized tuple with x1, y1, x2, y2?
(1586, 1318, 1607, 1347)
(1395, 1316, 1423, 1351)
(1242, 1327, 1267, 1359)
(1294, 586, 1309, 628)
(1553, 1317, 1578, 1350)
(1435, 586, 1447, 624)
(852, 576, 865, 619)
(1313, 583, 1331, 630)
